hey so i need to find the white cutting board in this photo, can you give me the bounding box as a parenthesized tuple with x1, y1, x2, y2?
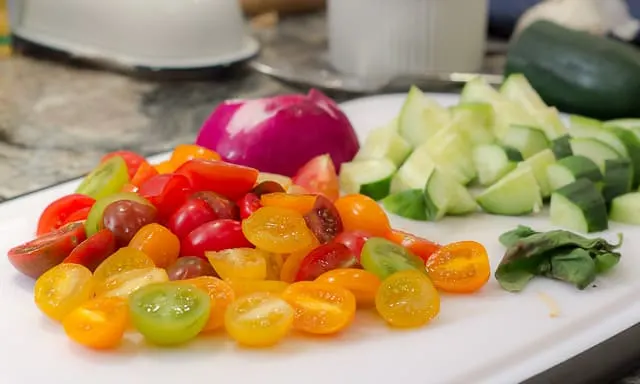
(0, 93, 638, 384)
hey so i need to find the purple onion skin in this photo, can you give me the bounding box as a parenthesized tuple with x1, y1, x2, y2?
(195, 89, 359, 177)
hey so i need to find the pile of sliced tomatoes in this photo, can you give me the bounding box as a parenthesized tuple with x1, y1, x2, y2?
(7, 145, 491, 350)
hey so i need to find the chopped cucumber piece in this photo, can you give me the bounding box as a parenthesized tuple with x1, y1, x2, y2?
(517, 149, 556, 198)
(569, 115, 628, 157)
(389, 144, 436, 193)
(569, 138, 621, 172)
(398, 86, 450, 146)
(423, 168, 477, 220)
(605, 126, 640, 188)
(546, 155, 603, 192)
(476, 167, 543, 216)
(339, 159, 396, 201)
(460, 76, 503, 105)
(354, 124, 412, 166)
(491, 101, 540, 140)
(602, 158, 633, 204)
(500, 124, 549, 159)
(449, 103, 495, 146)
(603, 119, 640, 131)
(535, 107, 569, 140)
(550, 179, 608, 233)
(551, 135, 573, 159)
(425, 125, 475, 184)
(500, 73, 548, 113)
(472, 144, 517, 186)
(610, 192, 640, 224)
(382, 189, 426, 221)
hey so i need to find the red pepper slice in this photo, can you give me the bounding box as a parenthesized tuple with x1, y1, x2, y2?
(36, 194, 96, 236)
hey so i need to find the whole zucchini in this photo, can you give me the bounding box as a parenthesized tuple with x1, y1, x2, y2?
(505, 20, 640, 120)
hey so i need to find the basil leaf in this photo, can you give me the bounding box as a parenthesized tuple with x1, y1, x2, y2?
(549, 248, 596, 290)
(594, 251, 621, 273)
(495, 269, 535, 292)
(498, 225, 539, 247)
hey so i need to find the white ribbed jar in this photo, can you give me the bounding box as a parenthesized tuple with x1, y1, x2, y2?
(327, 0, 488, 77)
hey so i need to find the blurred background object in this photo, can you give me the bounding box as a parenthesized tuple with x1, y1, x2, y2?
(241, 0, 325, 16)
(0, 0, 10, 57)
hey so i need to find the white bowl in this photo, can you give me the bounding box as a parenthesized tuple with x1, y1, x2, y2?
(10, 0, 260, 68)
(327, 0, 489, 78)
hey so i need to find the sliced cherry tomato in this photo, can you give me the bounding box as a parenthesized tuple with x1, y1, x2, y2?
(166, 198, 217, 240)
(279, 239, 319, 283)
(34, 263, 94, 321)
(62, 296, 129, 350)
(257, 172, 292, 191)
(206, 248, 268, 281)
(129, 224, 180, 268)
(238, 193, 262, 220)
(166, 256, 218, 281)
(171, 144, 221, 166)
(101, 150, 147, 179)
(360, 237, 425, 281)
(334, 194, 391, 237)
(315, 268, 381, 307)
(129, 283, 210, 346)
(191, 191, 240, 221)
(154, 160, 177, 174)
(37, 194, 96, 236)
(84, 192, 152, 238)
(241, 207, 316, 254)
(226, 279, 289, 297)
(252, 181, 285, 197)
(376, 270, 440, 328)
(120, 183, 139, 193)
(334, 230, 372, 260)
(295, 243, 357, 281)
(175, 159, 259, 200)
(102, 200, 158, 246)
(304, 195, 343, 244)
(76, 156, 130, 200)
(292, 154, 340, 201)
(63, 229, 117, 272)
(386, 230, 441, 263)
(181, 220, 253, 259)
(61, 206, 92, 226)
(8, 222, 87, 279)
(281, 281, 356, 335)
(96, 267, 169, 298)
(225, 293, 294, 347)
(425, 241, 490, 294)
(130, 161, 159, 188)
(176, 276, 235, 332)
(138, 173, 192, 221)
(93, 247, 155, 284)
(260, 192, 316, 214)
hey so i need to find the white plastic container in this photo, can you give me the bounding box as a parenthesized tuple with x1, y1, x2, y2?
(10, 0, 259, 68)
(327, 0, 488, 77)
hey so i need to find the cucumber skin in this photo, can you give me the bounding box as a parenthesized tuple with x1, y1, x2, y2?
(382, 189, 427, 221)
(606, 126, 640, 188)
(359, 177, 393, 202)
(552, 178, 609, 233)
(506, 20, 640, 119)
(602, 159, 633, 204)
(557, 155, 603, 183)
(551, 135, 573, 159)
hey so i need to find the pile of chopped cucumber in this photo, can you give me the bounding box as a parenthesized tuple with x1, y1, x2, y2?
(339, 73, 640, 234)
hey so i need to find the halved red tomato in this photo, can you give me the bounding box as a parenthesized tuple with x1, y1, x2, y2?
(175, 159, 259, 200)
(138, 173, 192, 221)
(295, 243, 357, 281)
(63, 229, 117, 272)
(36, 194, 96, 236)
(101, 150, 147, 179)
(292, 154, 339, 201)
(8, 222, 87, 279)
(61, 206, 92, 225)
(385, 229, 441, 263)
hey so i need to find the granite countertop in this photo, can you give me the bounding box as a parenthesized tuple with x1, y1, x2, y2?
(1, 10, 640, 384)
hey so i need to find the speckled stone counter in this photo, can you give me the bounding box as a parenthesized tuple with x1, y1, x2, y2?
(1, 10, 640, 384)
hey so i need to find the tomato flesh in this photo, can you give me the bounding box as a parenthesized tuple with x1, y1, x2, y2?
(181, 220, 253, 259)
(130, 161, 159, 188)
(303, 195, 343, 244)
(129, 282, 211, 346)
(360, 237, 425, 280)
(334, 230, 372, 260)
(34, 263, 95, 321)
(175, 159, 258, 200)
(63, 229, 116, 272)
(62, 206, 92, 225)
(241, 207, 316, 254)
(166, 257, 218, 281)
(76, 156, 130, 200)
(376, 270, 440, 328)
(295, 243, 357, 281)
(129, 223, 180, 268)
(315, 268, 381, 307)
(225, 293, 294, 347)
(8, 221, 87, 279)
(62, 296, 129, 350)
(93, 247, 155, 284)
(386, 230, 441, 263)
(292, 154, 340, 201)
(238, 193, 262, 220)
(260, 192, 316, 214)
(191, 191, 240, 221)
(97, 267, 169, 298)
(170, 144, 221, 165)
(138, 173, 192, 221)
(206, 248, 268, 281)
(101, 150, 147, 180)
(176, 276, 235, 332)
(425, 241, 491, 294)
(37, 194, 95, 236)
